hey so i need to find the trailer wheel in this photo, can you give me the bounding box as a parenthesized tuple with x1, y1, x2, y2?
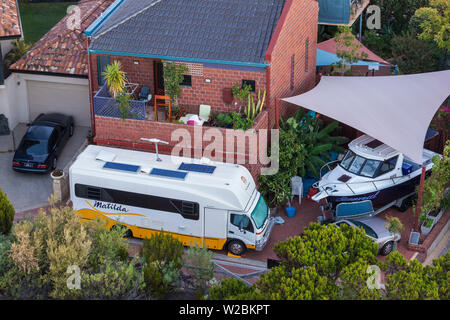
(227, 240, 246, 256)
(396, 195, 413, 212)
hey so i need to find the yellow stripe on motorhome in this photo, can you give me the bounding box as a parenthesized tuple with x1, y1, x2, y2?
(76, 208, 228, 250)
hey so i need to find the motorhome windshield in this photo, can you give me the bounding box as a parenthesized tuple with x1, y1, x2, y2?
(251, 196, 268, 229)
(340, 151, 382, 178)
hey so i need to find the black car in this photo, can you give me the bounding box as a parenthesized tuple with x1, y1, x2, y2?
(12, 113, 74, 173)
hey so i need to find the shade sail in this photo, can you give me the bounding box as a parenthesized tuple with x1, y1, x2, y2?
(282, 70, 450, 164)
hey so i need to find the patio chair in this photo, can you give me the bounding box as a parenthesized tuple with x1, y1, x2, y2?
(291, 176, 303, 205)
(180, 104, 211, 125)
(138, 86, 152, 102)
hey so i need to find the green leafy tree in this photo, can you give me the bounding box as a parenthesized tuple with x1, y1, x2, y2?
(384, 251, 442, 299)
(334, 26, 369, 74)
(391, 30, 443, 74)
(0, 188, 15, 235)
(163, 61, 189, 106)
(282, 108, 348, 178)
(258, 265, 338, 300)
(258, 128, 305, 207)
(415, 0, 450, 50)
(208, 278, 263, 300)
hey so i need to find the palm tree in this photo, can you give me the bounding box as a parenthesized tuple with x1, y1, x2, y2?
(102, 60, 126, 98)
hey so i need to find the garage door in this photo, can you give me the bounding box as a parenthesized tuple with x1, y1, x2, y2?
(27, 80, 90, 127)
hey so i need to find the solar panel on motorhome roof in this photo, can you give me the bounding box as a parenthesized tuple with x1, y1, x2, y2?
(178, 162, 216, 174)
(103, 162, 141, 173)
(150, 168, 187, 180)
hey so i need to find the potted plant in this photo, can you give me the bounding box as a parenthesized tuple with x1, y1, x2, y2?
(416, 141, 449, 235)
(50, 168, 64, 180)
(420, 216, 434, 236)
(51, 169, 69, 203)
(385, 215, 404, 250)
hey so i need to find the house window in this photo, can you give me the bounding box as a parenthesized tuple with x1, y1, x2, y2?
(97, 55, 111, 86)
(180, 75, 192, 87)
(290, 55, 294, 90)
(241, 79, 256, 92)
(305, 38, 309, 73)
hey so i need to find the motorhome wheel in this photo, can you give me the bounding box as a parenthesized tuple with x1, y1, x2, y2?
(227, 240, 246, 256)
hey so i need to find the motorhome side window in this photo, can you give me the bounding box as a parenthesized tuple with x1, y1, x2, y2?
(230, 214, 254, 233)
(74, 184, 199, 220)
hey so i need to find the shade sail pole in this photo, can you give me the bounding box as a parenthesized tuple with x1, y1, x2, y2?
(414, 165, 427, 232)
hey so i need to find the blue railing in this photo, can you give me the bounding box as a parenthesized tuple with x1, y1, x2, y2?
(94, 84, 147, 120)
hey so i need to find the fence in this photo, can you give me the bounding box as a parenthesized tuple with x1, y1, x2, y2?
(94, 84, 147, 120)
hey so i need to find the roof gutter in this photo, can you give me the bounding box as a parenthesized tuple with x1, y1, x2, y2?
(89, 49, 270, 69)
(85, 0, 126, 37)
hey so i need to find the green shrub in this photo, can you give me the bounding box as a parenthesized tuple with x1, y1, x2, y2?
(0, 189, 15, 235)
(141, 232, 184, 298)
(209, 278, 259, 300)
(78, 261, 144, 300)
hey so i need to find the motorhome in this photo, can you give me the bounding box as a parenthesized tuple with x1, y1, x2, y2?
(69, 145, 275, 255)
(312, 134, 441, 217)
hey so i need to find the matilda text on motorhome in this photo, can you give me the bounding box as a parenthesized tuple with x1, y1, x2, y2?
(69, 145, 275, 255)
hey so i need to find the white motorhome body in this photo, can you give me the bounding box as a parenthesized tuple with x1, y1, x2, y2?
(69, 145, 274, 255)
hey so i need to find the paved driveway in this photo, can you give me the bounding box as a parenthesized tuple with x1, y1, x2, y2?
(0, 124, 89, 213)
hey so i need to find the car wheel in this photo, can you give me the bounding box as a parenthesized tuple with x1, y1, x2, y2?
(227, 240, 246, 256)
(52, 157, 57, 170)
(380, 241, 394, 256)
(69, 124, 74, 137)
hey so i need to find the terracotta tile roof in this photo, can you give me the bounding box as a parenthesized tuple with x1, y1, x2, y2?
(10, 0, 114, 76)
(0, 0, 21, 38)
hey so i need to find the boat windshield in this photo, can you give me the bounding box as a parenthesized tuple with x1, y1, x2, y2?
(251, 196, 268, 229)
(340, 150, 382, 178)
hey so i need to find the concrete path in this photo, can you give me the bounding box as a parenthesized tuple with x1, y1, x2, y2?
(423, 228, 449, 266)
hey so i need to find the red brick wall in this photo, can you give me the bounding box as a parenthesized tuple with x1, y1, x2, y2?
(90, 53, 267, 115)
(266, 0, 319, 129)
(91, 53, 155, 94)
(94, 111, 270, 181)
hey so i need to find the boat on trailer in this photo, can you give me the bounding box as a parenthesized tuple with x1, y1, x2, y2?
(312, 133, 441, 218)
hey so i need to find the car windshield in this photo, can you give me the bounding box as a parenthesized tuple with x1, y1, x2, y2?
(340, 150, 381, 178)
(251, 196, 268, 229)
(17, 139, 48, 155)
(351, 220, 378, 239)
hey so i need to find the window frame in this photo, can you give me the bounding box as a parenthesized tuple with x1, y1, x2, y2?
(74, 184, 200, 220)
(179, 74, 192, 87)
(241, 79, 256, 93)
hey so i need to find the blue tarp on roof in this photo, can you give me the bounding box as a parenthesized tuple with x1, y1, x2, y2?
(316, 49, 389, 68)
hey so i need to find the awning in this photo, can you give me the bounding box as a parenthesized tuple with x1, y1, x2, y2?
(282, 70, 450, 164)
(318, 38, 391, 65)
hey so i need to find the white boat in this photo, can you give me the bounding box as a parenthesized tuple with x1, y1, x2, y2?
(312, 134, 441, 213)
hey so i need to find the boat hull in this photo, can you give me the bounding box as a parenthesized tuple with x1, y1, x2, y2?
(326, 173, 425, 210)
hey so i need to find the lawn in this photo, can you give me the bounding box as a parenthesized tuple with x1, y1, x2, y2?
(18, 1, 78, 44)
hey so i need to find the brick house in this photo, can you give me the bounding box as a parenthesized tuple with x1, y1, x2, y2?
(85, 0, 319, 178)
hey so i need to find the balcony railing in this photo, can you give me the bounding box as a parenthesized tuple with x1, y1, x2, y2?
(94, 84, 147, 120)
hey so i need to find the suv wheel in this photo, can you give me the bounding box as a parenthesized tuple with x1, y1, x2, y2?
(380, 241, 394, 256)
